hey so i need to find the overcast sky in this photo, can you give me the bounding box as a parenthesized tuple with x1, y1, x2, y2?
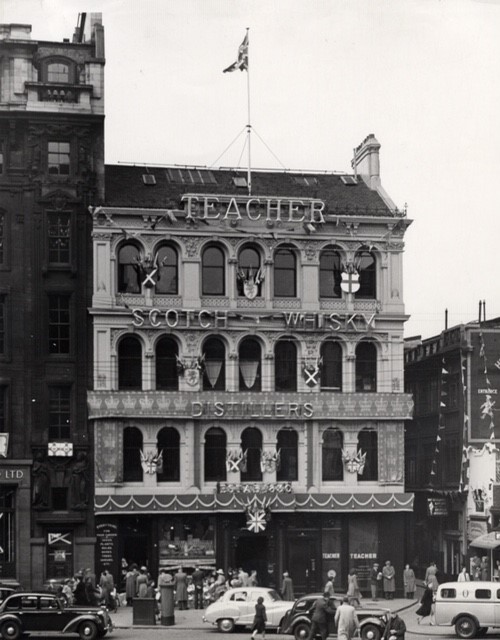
(2, 0, 500, 339)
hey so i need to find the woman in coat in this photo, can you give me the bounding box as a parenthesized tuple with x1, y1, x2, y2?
(281, 572, 294, 600)
(382, 560, 395, 600)
(174, 567, 188, 610)
(125, 565, 138, 605)
(416, 583, 435, 625)
(347, 568, 361, 607)
(136, 567, 149, 598)
(403, 564, 416, 599)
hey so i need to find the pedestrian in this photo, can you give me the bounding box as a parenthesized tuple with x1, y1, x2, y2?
(136, 566, 148, 598)
(125, 564, 138, 605)
(403, 563, 415, 599)
(386, 612, 406, 639)
(249, 569, 259, 586)
(281, 572, 295, 600)
(369, 563, 380, 601)
(424, 561, 438, 588)
(84, 577, 99, 606)
(251, 595, 267, 640)
(62, 579, 74, 606)
(416, 582, 435, 625)
(480, 556, 489, 581)
(493, 560, 500, 581)
(191, 567, 205, 610)
(382, 560, 395, 599)
(457, 567, 470, 582)
(471, 555, 481, 581)
(99, 569, 115, 608)
(324, 569, 336, 598)
(346, 568, 361, 608)
(334, 596, 359, 640)
(73, 574, 87, 605)
(238, 567, 249, 586)
(174, 566, 188, 610)
(307, 592, 336, 640)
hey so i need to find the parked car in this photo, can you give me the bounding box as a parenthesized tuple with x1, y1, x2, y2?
(0, 584, 22, 607)
(0, 592, 113, 639)
(281, 592, 390, 640)
(203, 586, 296, 633)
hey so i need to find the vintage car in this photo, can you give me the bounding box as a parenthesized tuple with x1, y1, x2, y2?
(0, 592, 113, 639)
(281, 592, 390, 640)
(203, 586, 296, 633)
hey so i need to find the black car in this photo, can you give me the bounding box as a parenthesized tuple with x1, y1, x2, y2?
(0, 592, 113, 639)
(281, 593, 390, 640)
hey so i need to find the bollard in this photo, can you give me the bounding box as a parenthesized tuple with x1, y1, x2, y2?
(160, 581, 175, 626)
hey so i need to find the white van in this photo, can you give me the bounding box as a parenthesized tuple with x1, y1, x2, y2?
(435, 581, 500, 638)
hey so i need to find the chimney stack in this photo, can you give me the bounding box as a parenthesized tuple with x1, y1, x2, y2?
(352, 134, 381, 191)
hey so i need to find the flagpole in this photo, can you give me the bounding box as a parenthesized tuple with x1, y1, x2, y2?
(246, 27, 252, 196)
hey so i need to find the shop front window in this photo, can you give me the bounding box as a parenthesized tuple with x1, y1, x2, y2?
(159, 516, 216, 572)
(0, 487, 15, 576)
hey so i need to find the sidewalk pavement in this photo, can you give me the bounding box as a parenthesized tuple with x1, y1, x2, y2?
(109, 597, 419, 630)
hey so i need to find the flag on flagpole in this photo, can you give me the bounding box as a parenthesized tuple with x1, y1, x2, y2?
(223, 32, 248, 73)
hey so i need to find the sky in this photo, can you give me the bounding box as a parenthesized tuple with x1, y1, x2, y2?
(2, 0, 500, 339)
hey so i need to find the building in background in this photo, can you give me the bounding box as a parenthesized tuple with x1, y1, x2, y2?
(405, 316, 500, 582)
(89, 135, 414, 594)
(0, 14, 104, 586)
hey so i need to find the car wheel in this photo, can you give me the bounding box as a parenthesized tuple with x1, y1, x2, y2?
(79, 620, 99, 640)
(361, 623, 382, 640)
(217, 618, 235, 633)
(0, 621, 21, 640)
(294, 621, 311, 640)
(455, 616, 478, 639)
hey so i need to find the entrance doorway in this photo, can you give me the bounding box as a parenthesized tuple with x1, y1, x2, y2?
(287, 535, 320, 595)
(235, 535, 269, 586)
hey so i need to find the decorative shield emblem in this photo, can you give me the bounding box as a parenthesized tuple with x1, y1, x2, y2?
(243, 280, 258, 299)
(340, 269, 360, 294)
(185, 368, 200, 387)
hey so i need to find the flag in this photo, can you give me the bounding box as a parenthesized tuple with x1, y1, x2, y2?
(223, 32, 248, 73)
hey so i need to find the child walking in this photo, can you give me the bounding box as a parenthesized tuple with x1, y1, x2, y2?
(251, 596, 267, 640)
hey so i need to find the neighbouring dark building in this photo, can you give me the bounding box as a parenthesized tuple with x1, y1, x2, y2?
(0, 14, 104, 587)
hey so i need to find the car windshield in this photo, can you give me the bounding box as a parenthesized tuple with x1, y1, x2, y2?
(267, 590, 282, 602)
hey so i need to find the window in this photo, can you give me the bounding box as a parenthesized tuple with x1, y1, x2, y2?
(320, 341, 342, 391)
(357, 428, 378, 481)
(355, 342, 377, 392)
(47, 62, 70, 83)
(237, 246, 262, 297)
(118, 337, 142, 390)
(0, 295, 5, 355)
(48, 294, 70, 354)
(277, 429, 298, 481)
(241, 427, 263, 482)
(274, 247, 296, 297)
(319, 248, 342, 298)
(0, 488, 15, 570)
(48, 141, 70, 176)
(440, 589, 456, 599)
(123, 427, 143, 482)
(118, 244, 141, 293)
(157, 427, 180, 482)
(239, 338, 261, 391)
(475, 589, 491, 599)
(355, 250, 376, 299)
(48, 386, 71, 440)
(156, 245, 178, 294)
(275, 341, 297, 391)
(322, 428, 344, 481)
(156, 337, 179, 390)
(48, 212, 70, 264)
(202, 337, 225, 390)
(0, 386, 5, 432)
(166, 168, 216, 184)
(202, 246, 225, 295)
(204, 427, 227, 482)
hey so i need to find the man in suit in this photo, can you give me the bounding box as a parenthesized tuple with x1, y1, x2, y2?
(335, 597, 360, 640)
(307, 592, 336, 640)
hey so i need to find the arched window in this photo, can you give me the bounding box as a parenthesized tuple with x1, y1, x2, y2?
(157, 427, 180, 482)
(47, 62, 70, 83)
(156, 337, 179, 390)
(202, 246, 225, 295)
(239, 338, 261, 391)
(237, 246, 262, 297)
(118, 336, 142, 390)
(322, 428, 344, 481)
(275, 340, 297, 391)
(118, 244, 141, 293)
(355, 250, 376, 299)
(319, 248, 342, 298)
(204, 427, 227, 482)
(274, 247, 296, 297)
(357, 428, 378, 481)
(202, 337, 226, 390)
(123, 427, 143, 482)
(156, 245, 178, 294)
(277, 429, 298, 481)
(355, 342, 377, 392)
(320, 341, 342, 391)
(241, 427, 262, 481)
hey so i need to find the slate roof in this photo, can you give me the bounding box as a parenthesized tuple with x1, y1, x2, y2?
(104, 164, 397, 217)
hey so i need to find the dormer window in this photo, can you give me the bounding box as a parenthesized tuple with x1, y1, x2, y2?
(47, 63, 70, 83)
